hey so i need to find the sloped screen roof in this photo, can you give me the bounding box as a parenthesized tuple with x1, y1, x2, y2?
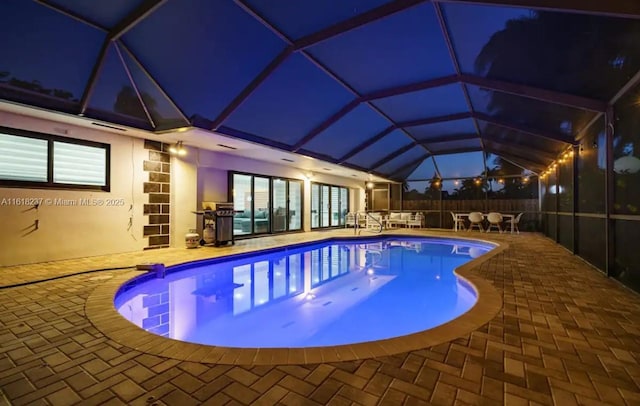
(2, 0, 640, 180)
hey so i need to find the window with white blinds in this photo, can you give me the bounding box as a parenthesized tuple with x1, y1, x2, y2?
(0, 133, 48, 182)
(53, 142, 106, 186)
(0, 128, 109, 190)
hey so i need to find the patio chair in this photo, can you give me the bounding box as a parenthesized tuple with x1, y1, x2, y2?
(468, 212, 484, 232)
(507, 212, 523, 234)
(450, 211, 466, 231)
(407, 213, 423, 228)
(486, 212, 503, 233)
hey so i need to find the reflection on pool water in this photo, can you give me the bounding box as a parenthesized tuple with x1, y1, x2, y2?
(115, 237, 494, 348)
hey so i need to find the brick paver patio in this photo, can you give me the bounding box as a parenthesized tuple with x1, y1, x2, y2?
(1, 230, 639, 405)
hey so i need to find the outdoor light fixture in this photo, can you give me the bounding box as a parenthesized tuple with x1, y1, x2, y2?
(169, 141, 186, 156)
(366, 182, 374, 189)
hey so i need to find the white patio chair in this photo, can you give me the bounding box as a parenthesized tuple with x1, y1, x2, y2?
(486, 212, 503, 233)
(451, 211, 466, 231)
(468, 212, 484, 232)
(407, 213, 423, 228)
(386, 212, 402, 228)
(507, 212, 523, 234)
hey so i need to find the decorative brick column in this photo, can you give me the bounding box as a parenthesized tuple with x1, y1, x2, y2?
(143, 140, 170, 249)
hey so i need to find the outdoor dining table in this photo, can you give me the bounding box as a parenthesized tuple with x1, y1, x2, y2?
(453, 213, 516, 233)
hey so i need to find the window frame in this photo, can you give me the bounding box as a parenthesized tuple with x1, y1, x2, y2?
(0, 126, 111, 191)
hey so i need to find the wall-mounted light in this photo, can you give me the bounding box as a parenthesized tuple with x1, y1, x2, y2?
(523, 176, 529, 183)
(169, 141, 186, 156)
(366, 182, 374, 189)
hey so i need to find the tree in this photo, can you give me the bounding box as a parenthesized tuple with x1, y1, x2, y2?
(114, 86, 158, 122)
(475, 11, 640, 142)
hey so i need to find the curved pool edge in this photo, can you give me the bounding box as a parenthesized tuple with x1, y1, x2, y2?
(86, 234, 506, 365)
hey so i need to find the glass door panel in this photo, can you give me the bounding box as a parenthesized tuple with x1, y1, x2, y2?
(339, 187, 348, 226)
(272, 178, 287, 233)
(253, 176, 270, 234)
(311, 184, 320, 228)
(331, 186, 340, 226)
(289, 181, 302, 231)
(321, 185, 330, 227)
(232, 174, 252, 236)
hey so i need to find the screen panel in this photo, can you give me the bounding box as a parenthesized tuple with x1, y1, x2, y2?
(577, 216, 606, 271)
(612, 83, 640, 215)
(444, 3, 640, 100)
(468, 85, 594, 138)
(614, 219, 640, 292)
(371, 85, 469, 124)
(224, 53, 354, 147)
(87, 43, 151, 129)
(303, 104, 390, 160)
(557, 214, 573, 252)
(307, 3, 454, 93)
(124, 0, 286, 123)
(407, 158, 439, 180)
(47, 0, 146, 28)
(244, 0, 392, 39)
(425, 138, 481, 153)
(405, 118, 477, 142)
(0, 0, 105, 113)
(376, 146, 427, 175)
(345, 129, 413, 168)
(479, 121, 565, 157)
(577, 119, 605, 213)
(121, 49, 189, 130)
(434, 151, 485, 179)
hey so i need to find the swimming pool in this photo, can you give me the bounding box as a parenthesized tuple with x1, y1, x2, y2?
(115, 236, 494, 348)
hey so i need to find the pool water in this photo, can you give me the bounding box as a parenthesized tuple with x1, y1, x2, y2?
(115, 237, 493, 348)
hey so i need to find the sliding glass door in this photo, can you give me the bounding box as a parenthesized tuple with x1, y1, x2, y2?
(311, 182, 349, 229)
(231, 172, 302, 237)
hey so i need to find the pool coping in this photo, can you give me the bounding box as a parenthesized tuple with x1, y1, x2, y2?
(86, 233, 506, 365)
